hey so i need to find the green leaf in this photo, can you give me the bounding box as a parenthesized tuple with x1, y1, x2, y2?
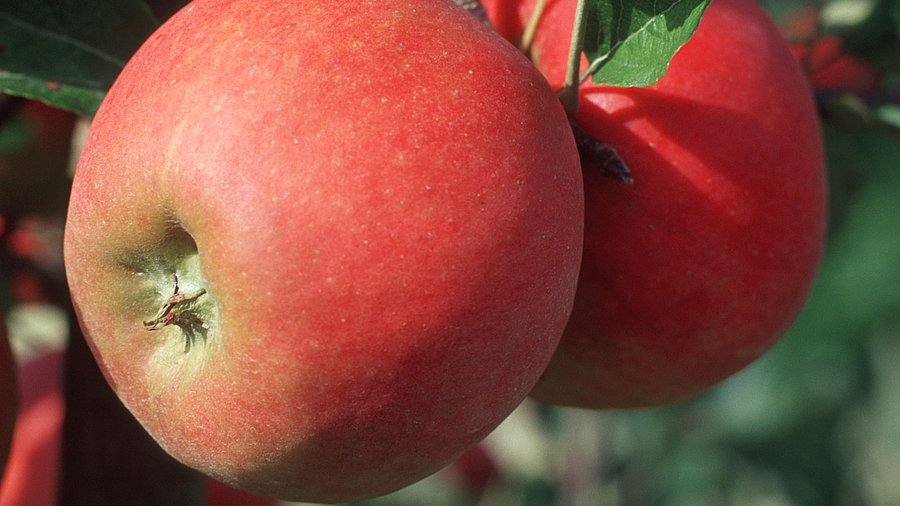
(0, 0, 157, 114)
(0, 72, 105, 115)
(583, 0, 712, 87)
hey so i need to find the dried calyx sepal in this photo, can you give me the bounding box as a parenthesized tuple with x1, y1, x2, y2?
(143, 274, 209, 352)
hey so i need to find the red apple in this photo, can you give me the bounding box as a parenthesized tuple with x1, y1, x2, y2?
(0, 323, 15, 483)
(63, 0, 583, 501)
(483, 0, 827, 407)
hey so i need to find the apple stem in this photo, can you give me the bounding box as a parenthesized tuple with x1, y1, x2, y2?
(559, 0, 589, 119)
(520, 0, 549, 54)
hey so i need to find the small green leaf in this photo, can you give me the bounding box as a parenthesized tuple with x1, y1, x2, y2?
(583, 0, 712, 87)
(0, 0, 157, 114)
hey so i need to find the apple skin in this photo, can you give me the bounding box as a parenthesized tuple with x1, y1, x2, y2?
(0, 323, 15, 483)
(483, 0, 827, 407)
(63, 0, 583, 501)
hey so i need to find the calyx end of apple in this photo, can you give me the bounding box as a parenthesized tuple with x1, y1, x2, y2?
(129, 225, 218, 357)
(143, 273, 210, 352)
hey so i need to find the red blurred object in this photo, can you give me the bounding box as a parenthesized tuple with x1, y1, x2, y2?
(0, 351, 63, 506)
(450, 444, 501, 498)
(791, 36, 881, 93)
(205, 479, 279, 506)
(0, 325, 15, 486)
(6, 227, 45, 260)
(0, 347, 281, 506)
(9, 271, 44, 305)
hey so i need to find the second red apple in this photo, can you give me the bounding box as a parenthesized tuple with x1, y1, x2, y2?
(484, 0, 827, 408)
